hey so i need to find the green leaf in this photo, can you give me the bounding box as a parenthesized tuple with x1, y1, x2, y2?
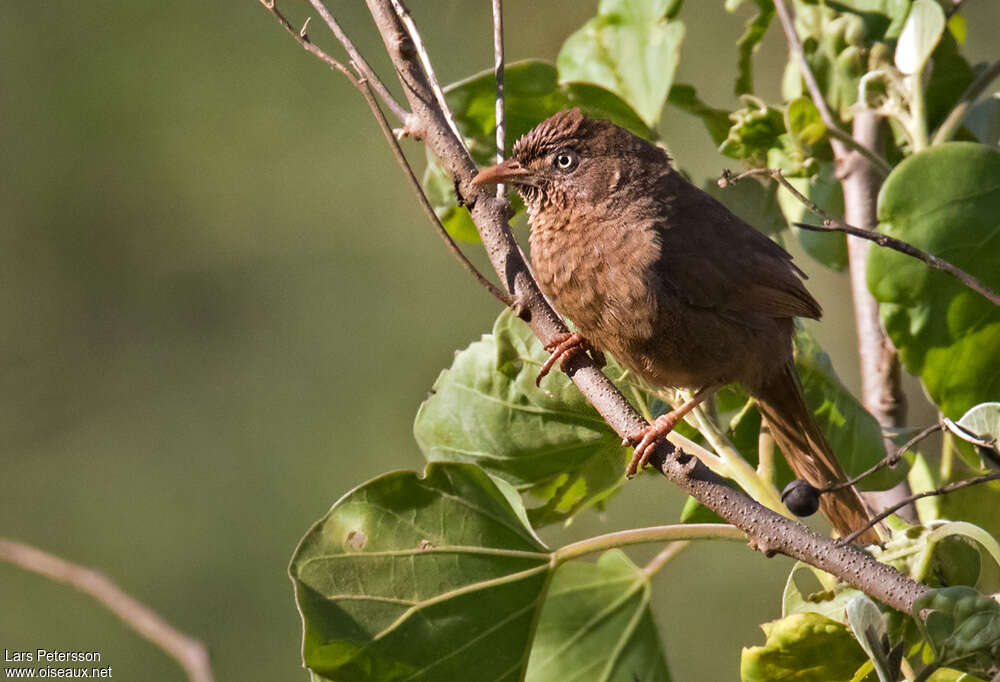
(783, 561, 864, 624)
(822, 0, 911, 40)
(422, 156, 480, 243)
(786, 4, 869, 120)
(786, 97, 828, 147)
(795, 327, 900, 491)
(557, 0, 685, 127)
(845, 595, 899, 682)
(868, 143, 1000, 418)
(414, 309, 626, 526)
(526, 551, 671, 682)
(956, 402, 1000, 448)
(290, 462, 550, 682)
(741, 613, 868, 681)
(666, 83, 732, 145)
(913, 585, 1000, 677)
(732, 0, 775, 96)
(963, 94, 1000, 147)
(445, 60, 655, 164)
(871, 523, 981, 589)
(720, 97, 786, 166)
(924, 32, 976, 130)
(894, 0, 945, 76)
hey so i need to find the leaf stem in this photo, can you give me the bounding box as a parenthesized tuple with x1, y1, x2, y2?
(554, 524, 746, 565)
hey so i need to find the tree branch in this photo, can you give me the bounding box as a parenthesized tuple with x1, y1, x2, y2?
(0, 539, 214, 682)
(259, 0, 509, 306)
(359, 0, 931, 615)
(720, 167, 1000, 307)
(304, 0, 410, 124)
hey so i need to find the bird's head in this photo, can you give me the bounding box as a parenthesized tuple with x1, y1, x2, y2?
(471, 108, 667, 218)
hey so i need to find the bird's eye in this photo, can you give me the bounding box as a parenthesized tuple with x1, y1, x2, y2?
(553, 150, 579, 172)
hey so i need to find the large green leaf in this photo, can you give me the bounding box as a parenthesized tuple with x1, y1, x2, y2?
(868, 143, 1000, 418)
(291, 463, 550, 681)
(557, 0, 685, 127)
(740, 612, 868, 681)
(526, 551, 671, 682)
(414, 309, 626, 526)
(913, 586, 1000, 678)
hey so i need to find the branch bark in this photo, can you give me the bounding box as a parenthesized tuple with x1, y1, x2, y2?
(360, 0, 930, 614)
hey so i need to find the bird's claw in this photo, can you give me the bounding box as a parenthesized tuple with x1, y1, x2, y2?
(536, 332, 605, 386)
(624, 412, 681, 477)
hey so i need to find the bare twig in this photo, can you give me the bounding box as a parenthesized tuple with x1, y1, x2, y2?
(492, 0, 506, 199)
(932, 59, 1000, 145)
(825, 126, 892, 176)
(259, 0, 509, 306)
(826, 423, 944, 493)
(0, 539, 214, 682)
(356, 78, 511, 305)
(838, 471, 1000, 547)
(719, 167, 1000, 307)
(388, 0, 468, 153)
(360, 0, 931, 614)
(260, 0, 356, 82)
(305, 0, 410, 123)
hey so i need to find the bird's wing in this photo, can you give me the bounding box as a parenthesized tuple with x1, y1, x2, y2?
(652, 178, 821, 322)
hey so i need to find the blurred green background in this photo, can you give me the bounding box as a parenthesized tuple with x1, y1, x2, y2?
(2, 1, 997, 680)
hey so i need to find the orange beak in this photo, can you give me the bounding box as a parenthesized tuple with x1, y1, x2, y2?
(471, 159, 536, 187)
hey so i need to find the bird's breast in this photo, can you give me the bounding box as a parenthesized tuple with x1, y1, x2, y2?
(528, 210, 660, 356)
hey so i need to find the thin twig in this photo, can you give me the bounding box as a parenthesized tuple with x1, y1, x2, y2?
(259, 0, 509, 306)
(719, 167, 1000, 307)
(0, 539, 214, 682)
(388, 0, 468, 153)
(355, 78, 511, 305)
(825, 423, 944, 493)
(931, 59, 1000, 145)
(491, 0, 506, 199)
(837, 471, 1000, 547)
(305, 0, 410, 123)
(260, 0, 355, 81)
(825, 126, 892, 176)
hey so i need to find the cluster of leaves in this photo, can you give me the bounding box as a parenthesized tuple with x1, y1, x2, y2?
(291, 0, 1000, 680)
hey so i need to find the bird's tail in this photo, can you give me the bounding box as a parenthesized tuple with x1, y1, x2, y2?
(755, 362, 880, 544)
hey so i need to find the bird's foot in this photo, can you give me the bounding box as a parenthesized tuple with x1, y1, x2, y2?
(623, 412, 683, 478)
(536, 332, 605, 386)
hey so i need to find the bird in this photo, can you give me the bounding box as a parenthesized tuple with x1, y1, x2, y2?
(471, 108, 877, 543)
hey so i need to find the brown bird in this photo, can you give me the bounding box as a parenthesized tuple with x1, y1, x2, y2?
(472, 108, 877, 543)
